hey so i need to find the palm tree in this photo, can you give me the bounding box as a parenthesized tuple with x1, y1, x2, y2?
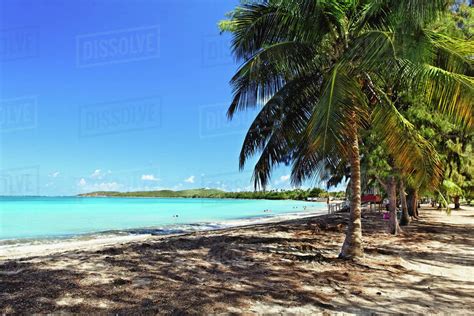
(399, 178, 411, 226)
(221, 0, 473, 259)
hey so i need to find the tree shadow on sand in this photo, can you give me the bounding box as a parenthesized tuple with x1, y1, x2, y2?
(1, 209, 473, 314)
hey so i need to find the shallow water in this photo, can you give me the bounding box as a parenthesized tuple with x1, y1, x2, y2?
(0, 197, 325, 241)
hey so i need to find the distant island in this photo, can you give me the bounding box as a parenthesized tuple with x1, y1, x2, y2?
(78, 188, 345, 200)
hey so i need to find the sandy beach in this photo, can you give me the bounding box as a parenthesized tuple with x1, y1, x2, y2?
(1, 205, 474, 314)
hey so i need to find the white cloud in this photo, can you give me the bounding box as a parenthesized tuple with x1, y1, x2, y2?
(49, 171, 60, 178)
(93, 182, 121, 191)
(141, 174, 160, 181)
(275, 175, 291, 185)
(184, 175, 195, 183)
(90, 169, 103, 179)
(78, 179, 122, 192)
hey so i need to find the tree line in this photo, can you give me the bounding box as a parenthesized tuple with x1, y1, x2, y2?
(78, 187, 344, 200)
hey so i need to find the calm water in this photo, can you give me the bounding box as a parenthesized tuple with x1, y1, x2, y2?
(0, 197, 325, 240)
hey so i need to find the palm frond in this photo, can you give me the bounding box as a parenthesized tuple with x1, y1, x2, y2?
(238, 73, 321, 171)
(390, 0, 449, 29)
(227, 41, 320, 118)
(372, 92, 444, 187)
(290, 137, 343, 187)
(343, 29, 396, 72)
(424, 30, 474, 75)
(401, 60, 474, 127)
(350, 0, 391, 33)
(305, 65, 369, 158)
(228, 0, 345, 61)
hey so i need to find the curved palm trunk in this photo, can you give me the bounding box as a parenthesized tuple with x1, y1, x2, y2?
(340, 126, 363, 259)
(399, 179, 410, 226)
(407, 188, 419, 219)
(387, 176, 400, 235)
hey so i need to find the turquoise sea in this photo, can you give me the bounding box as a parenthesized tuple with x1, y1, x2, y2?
(0, 197, 326, 241)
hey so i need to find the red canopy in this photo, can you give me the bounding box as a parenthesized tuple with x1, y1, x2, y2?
(361, 194, 382, 203)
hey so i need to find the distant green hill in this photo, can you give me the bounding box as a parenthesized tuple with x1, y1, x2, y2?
(78, 188, 343, 200)
(78, 188, 226, 198)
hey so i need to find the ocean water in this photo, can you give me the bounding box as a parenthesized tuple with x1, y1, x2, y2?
(0, 197, 326, 241)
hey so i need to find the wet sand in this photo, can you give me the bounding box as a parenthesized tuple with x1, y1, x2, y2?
(1, 205, 473, 314)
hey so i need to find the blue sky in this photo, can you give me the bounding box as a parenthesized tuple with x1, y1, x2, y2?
(0, 0, 345, 196)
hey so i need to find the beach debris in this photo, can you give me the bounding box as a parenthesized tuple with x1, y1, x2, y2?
(113, 278, 131, 286)
(96, 247, 123, 256)
(0, 269, 24, 276)
(207, 242, 255, 265)
(0, 261, 25, 276)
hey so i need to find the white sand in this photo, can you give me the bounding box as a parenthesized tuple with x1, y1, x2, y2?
(2, 205, 473, 314)
(0, 234, 153, 260)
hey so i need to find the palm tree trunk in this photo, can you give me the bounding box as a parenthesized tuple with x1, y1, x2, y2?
(339, 126, 363, 259)
(413, 189, 419, 217)
(453, 196, 461, 209)
(399, 179, 410, 226)
(407, 188, 415, 217)
(387, 176, 400, 235)
(407, 188, 419, 219)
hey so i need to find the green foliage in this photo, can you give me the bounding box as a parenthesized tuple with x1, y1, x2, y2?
(78, 188, 336, 200)
(433, 2, 473, 39)
(442, 179, 464, 196)
(219, 0, 473, 192)
(399, 91, 473, 212)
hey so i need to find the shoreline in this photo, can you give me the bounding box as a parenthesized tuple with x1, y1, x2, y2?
(0, 197, 328, 246)
(0, 209, 329, 260)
